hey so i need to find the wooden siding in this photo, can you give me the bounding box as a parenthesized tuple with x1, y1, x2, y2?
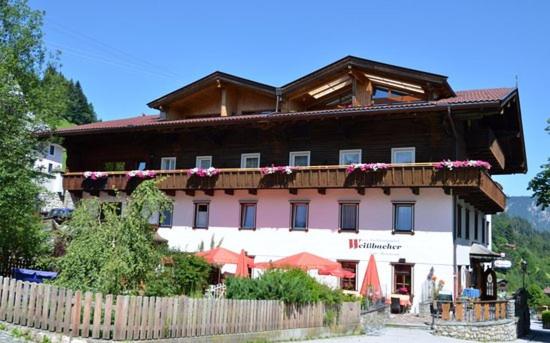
(63, 164, 505, 213)
(64, 115, 457, 172)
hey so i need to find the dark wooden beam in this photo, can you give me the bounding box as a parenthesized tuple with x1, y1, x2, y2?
(105, 190, 117, 197)
(411, 187, 419, 195)
(443, 187, 451, 195)
(164, 190, 176, 197)
(185, 189, 195, 197)
(289, 188, 298, 195)
(356, 188, 365, 195)
(248, 189, 257, 195)
(317, 188, 326, 195)
(86, 190, 100, 197)
(204, 189, 214, 196)
(224, 189, 234, 196)
(383, 187, 391, 196)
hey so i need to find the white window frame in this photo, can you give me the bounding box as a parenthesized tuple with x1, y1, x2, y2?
(391, 147, 416, 164)
(241, 153, 261, 168)
(196, 156, 213, 169)
(193, 201, 210, 229)
(339, 149, 362, 165)
(289, 151, 311, 167)
(160, 157, 177, 170)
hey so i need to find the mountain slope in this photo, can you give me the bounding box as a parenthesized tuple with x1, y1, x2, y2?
(506, 196, 550, 231)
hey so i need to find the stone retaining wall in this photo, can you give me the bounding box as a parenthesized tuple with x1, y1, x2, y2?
(433, 319, 517, 342)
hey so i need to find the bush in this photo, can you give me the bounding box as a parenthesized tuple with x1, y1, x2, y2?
(144, 252, 211, 297)
(226, 268, 345, 305)
(542, 310, 550, 325)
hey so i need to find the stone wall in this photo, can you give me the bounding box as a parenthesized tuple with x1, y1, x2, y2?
(361, 305, 388, 335)
(433, 319, 517, 342)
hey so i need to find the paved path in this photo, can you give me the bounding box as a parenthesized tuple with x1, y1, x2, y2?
(302, 321, 550, 343)
(0, 330, 23, 343)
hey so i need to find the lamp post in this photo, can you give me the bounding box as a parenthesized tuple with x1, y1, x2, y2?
(520, 259, 528, 289)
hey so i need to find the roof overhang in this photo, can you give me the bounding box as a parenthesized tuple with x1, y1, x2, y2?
(147, 71, 276, 109)
(281, 55, 455, 99)
(470, 243, 502, 261)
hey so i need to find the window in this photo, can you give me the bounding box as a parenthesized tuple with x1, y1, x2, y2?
(290, 202, 309, 231)
(393, 263, 414, 295)
(338, 260, 358, 291)
(481, 218, 486, 244)
(456, 205, 462, 238)
(196, 156, 212, 169)
(372, 87, 389, 99)
(391, 147, 415, 164)
(289, 151, 310, 167)
(465, 209, 470, 240)
(339, 149, 361, 165)
(161, 157, 176, 170)
(240, 202, 257, 230)
(193, 202, 209, 229)
(137, 161, 147, 171)
(48, 163, 53, 173)
(339, 202, 359, 232)
(241, 153, 260, 168)
(104, 162, 125, 171)
(49, 145, 55, 155)
(393, 203, 414, 233)
(474, 212, 479, 241)
(159, 206, 173, 227)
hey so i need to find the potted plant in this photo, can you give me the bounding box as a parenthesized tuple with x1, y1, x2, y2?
(542, 310, 550, 329)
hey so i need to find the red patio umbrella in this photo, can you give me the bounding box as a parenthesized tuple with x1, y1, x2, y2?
(234, 249, 250, 278)
(254, 252, 340, 270)
(318, 265, 355, 278)
(196, 247, 254, 265)
(360, 255, 382, 300)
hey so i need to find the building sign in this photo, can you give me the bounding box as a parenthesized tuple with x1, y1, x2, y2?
(493, 259, 512, 269)
(349, 239, 402, 251)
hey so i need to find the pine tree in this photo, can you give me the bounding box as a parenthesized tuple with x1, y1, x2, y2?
(67, 80, 96, 124)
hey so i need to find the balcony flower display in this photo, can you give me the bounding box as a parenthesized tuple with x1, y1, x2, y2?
(126, 170, 157, 179)
(345, 163, 390, 174)
(83, 171, 108, 180)
(188, 167, 219, 177)
(433, 160, 491, 171)
(260, 165, 294, 175)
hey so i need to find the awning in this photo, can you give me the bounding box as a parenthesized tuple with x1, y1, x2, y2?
(470, 243, 501, 261)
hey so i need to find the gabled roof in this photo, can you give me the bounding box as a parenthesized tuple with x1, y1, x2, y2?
(53, 88, 514, 135)
(147, 71, 276, 109)
(281, 55, 455, 98)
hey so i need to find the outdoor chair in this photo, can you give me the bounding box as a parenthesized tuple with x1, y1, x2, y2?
(390, 297, 401, 314)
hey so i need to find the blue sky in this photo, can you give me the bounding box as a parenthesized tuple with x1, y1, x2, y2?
(30, 1, 549, 196)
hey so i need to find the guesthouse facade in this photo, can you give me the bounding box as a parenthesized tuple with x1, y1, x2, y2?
(53, 56, 526, 311)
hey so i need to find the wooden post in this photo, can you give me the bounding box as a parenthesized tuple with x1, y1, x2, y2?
(441, 303, 450, 320)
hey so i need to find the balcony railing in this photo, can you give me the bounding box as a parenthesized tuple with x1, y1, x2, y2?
(63, 164, 506, 213)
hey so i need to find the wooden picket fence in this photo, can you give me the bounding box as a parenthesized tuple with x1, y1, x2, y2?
(0, 276, 360, 340)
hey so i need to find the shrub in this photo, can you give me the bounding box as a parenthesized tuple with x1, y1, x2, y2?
(144, 252, 211, 297)
(542, 310, 550, 325)
(226, 268, 345, 305)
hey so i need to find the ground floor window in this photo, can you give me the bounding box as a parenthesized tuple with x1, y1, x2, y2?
(392, 262, 414, 295)
(194, 202, 210, 229)
(240, 202, 257, 230)
(338, 260, 358, 291)
(290, 202, 309, 231)
(159, 206, 173, 227)
(393, 203, 414, 234)
(339, 202, 359, 232)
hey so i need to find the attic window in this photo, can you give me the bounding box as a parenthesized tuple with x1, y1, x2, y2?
(364, 73, 425, 94)
(307, 76, 352, 99)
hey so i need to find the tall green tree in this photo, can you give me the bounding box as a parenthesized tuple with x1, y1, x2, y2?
(528, 118, 550, 209)
(67, 80, 96, 124)
(0, 65, 49, 270)
(54, 180, 172, 294)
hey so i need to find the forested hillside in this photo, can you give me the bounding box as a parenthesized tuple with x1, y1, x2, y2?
(492, 214, 550, 306)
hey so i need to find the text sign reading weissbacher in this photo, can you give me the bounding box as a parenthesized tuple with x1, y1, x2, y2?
(349, 239, 402, 255)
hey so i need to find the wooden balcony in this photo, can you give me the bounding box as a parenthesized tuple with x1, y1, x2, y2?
(63, 164, 506, 213)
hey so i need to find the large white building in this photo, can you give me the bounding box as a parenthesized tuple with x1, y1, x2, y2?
(55, 56, 525, 312)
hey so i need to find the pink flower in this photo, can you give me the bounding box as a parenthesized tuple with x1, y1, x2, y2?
(188, 167, 219, 177)
(260, 165, 294, 175)
(126, 170, 156, 179)
(84, 171, 108, 180)
(433, 160, 491, 171)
